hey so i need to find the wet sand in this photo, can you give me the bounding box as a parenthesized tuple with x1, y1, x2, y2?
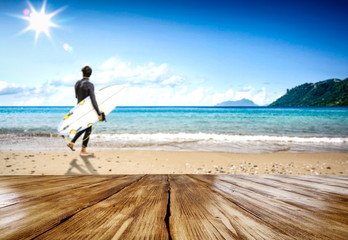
(1, 150, 347, 175)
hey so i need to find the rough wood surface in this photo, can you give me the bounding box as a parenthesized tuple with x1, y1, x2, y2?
(0, 175, 347, 240)
(36, 175, 169, 240)
(169, 175, 293, 239)
(189, 175, 348, 240)
(0, 175, 128, 208)
(0, 175, 144, 240)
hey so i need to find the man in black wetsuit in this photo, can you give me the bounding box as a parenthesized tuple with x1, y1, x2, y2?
(67, 66, 103, 156)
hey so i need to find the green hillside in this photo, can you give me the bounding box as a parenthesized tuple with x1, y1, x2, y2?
(269, 78, 348, 107)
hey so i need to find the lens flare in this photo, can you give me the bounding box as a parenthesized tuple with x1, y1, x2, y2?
(23, 9, 30, 15)
(19, 0, 66, 43)
(63, 43, 73, 52)
(63, 43, 69, 51)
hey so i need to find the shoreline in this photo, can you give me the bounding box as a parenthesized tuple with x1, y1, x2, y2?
(1, 134, 347, 154)
(1, 150, 347, 175)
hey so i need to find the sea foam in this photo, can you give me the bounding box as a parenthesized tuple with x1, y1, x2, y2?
(93, 133, 348, 144)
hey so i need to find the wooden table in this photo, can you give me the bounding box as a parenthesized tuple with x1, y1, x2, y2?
(0, 175, 347, 239)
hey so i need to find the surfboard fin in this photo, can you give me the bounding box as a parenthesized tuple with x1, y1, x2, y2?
(63, 112, 73, 120)
(70, 130, 77, 134)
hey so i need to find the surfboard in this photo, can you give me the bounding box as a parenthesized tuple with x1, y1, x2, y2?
(57, 84, 126, 136)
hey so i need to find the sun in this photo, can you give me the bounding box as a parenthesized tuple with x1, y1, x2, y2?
(20, 0, 66, 43)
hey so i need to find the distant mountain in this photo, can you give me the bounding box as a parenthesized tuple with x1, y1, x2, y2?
(269, 78, 348, 107)
(215, 98, 258, 107)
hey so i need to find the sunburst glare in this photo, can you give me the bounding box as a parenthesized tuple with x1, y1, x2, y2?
(19, 0, 66, 43)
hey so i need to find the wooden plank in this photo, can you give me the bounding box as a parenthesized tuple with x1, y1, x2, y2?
(35, 175, 169, 240)
(0, 175, 143, 240)
(322, 175, 348, 180)
(0, 175, 347, 240)
(264, 175, 348, 195)
(191, 175, 348, 240)
(298, 175, 348, 187)
(232, 175, 348, 201)
(217, 175, 348, 221)
(0, 175, 125, 208)
(0, 176, 76, 187)
(0, 175, 107, 188)
(271, 174, 348, 189)
(168, 175, 293, 240)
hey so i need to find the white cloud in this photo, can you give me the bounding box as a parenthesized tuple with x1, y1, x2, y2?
(0, 81, 27, 95)
(203, 88, 235, 106)
(95, 57, 173, 85)
(117, 86, 242, 106)
(61, 74, 79, 85)
(2, 80, 270, 106)
(99, 57, 121, 71)
(14, 97, 46, 106)
(12, 85, 75, 106)
(1, 57, 274, 106)
(239, 86, 253, 92)
(0, 80, 74, 106)
(161, 75, 183, 86)
(49, 72, 81, 86)
(235, 88, 252, 100)
(234, 86, 268, 106)
(252, 87, 267, 105)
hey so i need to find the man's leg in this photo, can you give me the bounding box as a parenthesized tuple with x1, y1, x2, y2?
(67, 129, 86, 151)
(80, 127, 94, 156)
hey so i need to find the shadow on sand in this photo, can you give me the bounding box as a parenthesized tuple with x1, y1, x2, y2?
(65, 155, 99, 175)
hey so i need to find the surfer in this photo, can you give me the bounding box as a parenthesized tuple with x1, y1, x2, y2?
(67, 66, 103, 156)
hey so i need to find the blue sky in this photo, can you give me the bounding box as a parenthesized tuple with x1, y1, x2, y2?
(0, 0, 347, 106)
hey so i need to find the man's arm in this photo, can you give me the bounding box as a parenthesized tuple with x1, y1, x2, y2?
(88, 83, 102, 116)
(74, 81, 79, 100)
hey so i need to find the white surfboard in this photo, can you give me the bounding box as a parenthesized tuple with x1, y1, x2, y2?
(57, 84, 125, 136)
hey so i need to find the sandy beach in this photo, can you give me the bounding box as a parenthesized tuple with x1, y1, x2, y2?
(1, 150, 347, 175)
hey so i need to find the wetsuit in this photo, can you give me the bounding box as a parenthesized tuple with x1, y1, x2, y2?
(71, 78, 101, 148)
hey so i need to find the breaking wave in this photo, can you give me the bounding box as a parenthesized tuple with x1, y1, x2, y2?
(92, 133, 348, 144)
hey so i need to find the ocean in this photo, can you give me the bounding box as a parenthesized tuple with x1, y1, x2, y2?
(0, 106, 347, 153)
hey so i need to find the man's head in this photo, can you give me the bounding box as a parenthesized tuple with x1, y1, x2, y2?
(81, 65, 92, 78)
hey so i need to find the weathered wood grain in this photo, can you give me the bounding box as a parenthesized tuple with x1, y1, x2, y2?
(264, 175, 348, 195)
(0, 175, 126, 208)
(191, 175, 348, 240)
(0, 175, 144, 240)
(294, 175, 348, 188)
(0, 176, 73, 187)
(169, 175, 293, 239)
(36, 175, 169, 240)
(218, 175, 348, 218)
(0, 175, 347, 240)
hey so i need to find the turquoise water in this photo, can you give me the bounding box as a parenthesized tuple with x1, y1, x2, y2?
(0, 106, 347, 152)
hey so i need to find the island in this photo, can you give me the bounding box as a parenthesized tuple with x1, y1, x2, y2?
(269, 78, 348, 107)
(215, 98, 258, 107)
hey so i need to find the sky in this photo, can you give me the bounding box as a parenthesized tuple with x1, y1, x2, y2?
(0, 0, 347, 106)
